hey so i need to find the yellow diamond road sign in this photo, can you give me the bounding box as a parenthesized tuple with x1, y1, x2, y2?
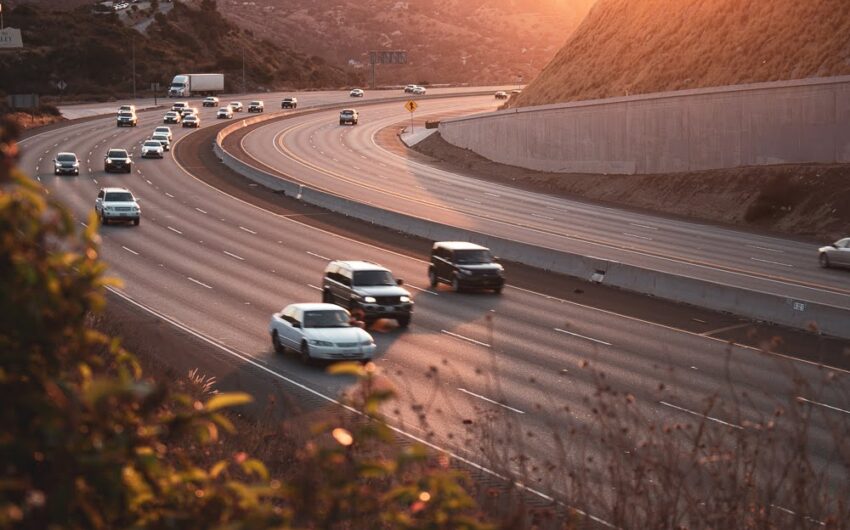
(404, 100, 418, 113)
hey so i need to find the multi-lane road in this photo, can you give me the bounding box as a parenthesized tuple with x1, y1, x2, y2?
(19, 89, 849, 518)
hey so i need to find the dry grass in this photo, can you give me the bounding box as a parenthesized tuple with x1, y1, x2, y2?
(516, 0, 850, 107)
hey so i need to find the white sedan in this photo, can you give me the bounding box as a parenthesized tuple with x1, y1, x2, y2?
(141, 140, 164, 158)
(349, 88, 365, 97)
(269, 303, 376, 363)
(217, 106, 233, 119)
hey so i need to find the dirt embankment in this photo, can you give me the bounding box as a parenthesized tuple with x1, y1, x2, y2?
(412, 131, 850, 242)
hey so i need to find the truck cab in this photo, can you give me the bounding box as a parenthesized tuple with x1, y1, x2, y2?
(168, 75, 190, 98)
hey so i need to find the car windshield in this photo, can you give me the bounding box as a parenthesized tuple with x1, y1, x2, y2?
(185, 116, 197, 120)
(352, 270, 395, 286)
(57, 154, 76, 162)
(453, 249, 493, 264)
(104, 192, 134, 202)
(341, 111, 354, 115)
(107, 150, 128, 158)
(119, 112, 133, 118)
(284, 98, 293, 102)
(152, 135, 167, 141)
(250, 101, 261, 105)
(303, 310, 350, 328)
(144, 141, 161, 147)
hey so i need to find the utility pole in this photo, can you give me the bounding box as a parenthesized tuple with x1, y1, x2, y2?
(241, 46, 246, 94)
(131, 36, 137, 100)
(1, 3, 5, 30)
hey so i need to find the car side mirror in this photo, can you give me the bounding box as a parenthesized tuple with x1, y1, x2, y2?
(396, 278, 404, 286)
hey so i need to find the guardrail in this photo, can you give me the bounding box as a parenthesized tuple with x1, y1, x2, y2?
(211, 96, 850, 340)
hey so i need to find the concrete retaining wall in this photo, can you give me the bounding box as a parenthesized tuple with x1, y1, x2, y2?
(439, 76, 850, 175)
(212, 116, 850, 339)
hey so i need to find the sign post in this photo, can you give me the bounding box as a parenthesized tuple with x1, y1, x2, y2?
(56, 80, 67, 104)
(151, 82, 160, 106)
(404, 99, 418, 133)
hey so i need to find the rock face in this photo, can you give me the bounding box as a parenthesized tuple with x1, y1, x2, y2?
(513, 0, 850, 107)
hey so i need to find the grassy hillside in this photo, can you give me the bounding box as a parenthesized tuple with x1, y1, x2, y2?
(514, 0, 850, 107)
(221, 0, 595, 86)
(0, 2, 359, 100)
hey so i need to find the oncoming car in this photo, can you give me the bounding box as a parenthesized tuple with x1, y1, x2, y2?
(95, 187, 141, 226)
(202, 96, 219, 107)
(217, 106, 233, 119)
(53, 152, 80, 175)
(182, 114, 200, 128)
(163, 111, 181, 124)
(281, 97, 298, 109)
(269, 303, 376, 363)
(229, 101, 243, 112)
(495, 91, 508, 100)
(247, 100, 264, 113)
(339, 108, 359, 125)
(141, 140, 164, 158)
(104, 148, 132, 173)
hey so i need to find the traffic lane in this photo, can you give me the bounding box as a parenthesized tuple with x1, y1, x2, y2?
(244, 102, 850, 306)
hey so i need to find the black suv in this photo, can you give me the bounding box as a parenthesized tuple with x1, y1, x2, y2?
(322, 260, 413, 327)
(428, 241, 504, 293)
(281, 97, 298, 109)
(104, 148, 132, 173)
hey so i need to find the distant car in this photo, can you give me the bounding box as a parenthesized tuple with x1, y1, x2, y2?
(150, 133, 171, 151)
(339, 108, 358, 125)
(494, 91, 508, 100)
(141, 140, 165, 159)
(53, 152, 80, 176)
(153, 126, 172, 141)
(819, 238, 850, 269)
(511, 89, 522, 95)
(428, 241, 505, 293)
(412, 86, 426, 95)
(322, 260, 412, 328)
(116, 111, 137, 127)
(95, 187, 140, 226)
(202, 96, 219, 107)
(104, 148, 132, 173)
(171, 101, 188, 112)
(269, 303, 376, 363)
(180, 106, 198, 117)
(182, 114, 200, 128)
(404, 84, 417, 93)
(281, 97, 298, 109)
(229, 101, 243, 112)
(163, 111, 181, 124)
(349, 88, 364, 97)
(118, 104, 136, 113)
(216, 106, 233, 119)
(247, 100, 264, 113)
(113, 2, 129, 11)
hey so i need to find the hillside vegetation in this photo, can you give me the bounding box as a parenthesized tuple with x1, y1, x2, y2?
(221, 0, 595, 86)
(0, 2, 357, 100)
(514, 0, 850, 107)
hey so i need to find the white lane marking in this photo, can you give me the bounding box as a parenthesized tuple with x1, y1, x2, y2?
(441, 330, 491, 348)
(307, 284, 323, 291)
(195, 207, 207, 214)
(165, 192, 175, 198)
(223, 250, 245, 261)
(239, 226, 257, 234)
(797, 396, 850, 416)
(748, 244, 784, 253)
(458, 388, 525, 414)
(407, 284, 438, 295)
(92, 178, 98, 184)
(105, 287, 611, 527)
(465, 198, 482, 204)
(554, 328, 612, 346)
(167, 226, 183, 235)
(306, 250, 330, 260)
(80, 221, 88, 227)
(629, 222, 659, 231)
(146, 179, 153, 185)
(659, 401, 743, 430)
(692, 318, 707, 324)
(531, 213, 554, 220)
(623, 232, 653, 241)
(122, 246, 139, 255)
(484, 192, 501, 197)
(187, 277, 213, 289)
(700, 323, 751, 337)
(750, 257, 793, 268)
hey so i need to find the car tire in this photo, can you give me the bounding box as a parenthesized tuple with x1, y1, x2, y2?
(819, 253, 830, 268)
(126, 167, 132, 173)
(101, 214, 108, 226)
(300, 341, 312, 364)
(452, 275, 462, 292)
(397, 316, 411, 328)
(494, 286, 503, 294)
(428, 269, 438, 288)
(340, 120, 344, 126)
(322, 290, 332, 303)
(272, 331, 285, 354)
(133, 218, 140, 226)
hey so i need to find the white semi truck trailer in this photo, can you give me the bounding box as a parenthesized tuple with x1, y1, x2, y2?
(168, 74, 224, 98)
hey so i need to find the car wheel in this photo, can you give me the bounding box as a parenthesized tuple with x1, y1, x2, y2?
(272, 331, 285, 354)
(340, 121, 344, 126)
(300, 341, 312, 364)
(126, 167, 132, 173)
(494, 286, 503, 294)
(397, 315, 411, 328)
(452, 275, 462, 292)
(133, 218, 140, 226)
(322, 290, 332, 303)
(428, 268, 438, 288)
(819, 253, 830, 268)
(101, 215, 108, 226)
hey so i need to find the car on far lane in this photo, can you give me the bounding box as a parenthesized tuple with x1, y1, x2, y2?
(428, 241, 505, 293)
(182, 114, 200, 128)
(95, 187, 141, 226)
(171, 101, 189, 113)
(247, 100, 264, 113)
(53, 152, 80, 175)
(141, 140, 164, 159)
(229, 101, 243, 112)
(104, 148, 132, 173)
(153, 126, 172, 141)
(404, 84, 417, 93)
(412, 86, 426, 95)
(339, 108, 358, 125)
(216, 106, 233, 119)
(118, 104, 136, 113)
(281, 97, 298, 109)
(494, 91, 508, 100)
(116, 111, 137, 127)
(819, 238, 850, 269)
(150, 133, 171, 151)
(269, 303, 376, 364)
(180, 106, 199, 117)
(349, 88, 364, 97)
(163, 111, 181, 124)
(202, 96, 219, 107)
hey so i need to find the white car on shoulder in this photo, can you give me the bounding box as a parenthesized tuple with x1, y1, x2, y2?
(269, 303, 376, 363)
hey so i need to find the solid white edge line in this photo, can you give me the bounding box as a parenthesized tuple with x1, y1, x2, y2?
(659, 400, 743, 430)
(750, 257, 794, 268)
(554, 328, 612, 347)
(441, 329, 491, 348)
(796, 396, 850, 416)
(104, 286, 613, 528)
(458, 387, 525, 414)
(407, 284, 439, 296)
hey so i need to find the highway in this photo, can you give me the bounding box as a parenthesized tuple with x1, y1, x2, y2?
(235, 98, 850, 314)
(19, 90, 849, 519)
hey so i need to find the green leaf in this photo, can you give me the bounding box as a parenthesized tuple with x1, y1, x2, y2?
(205, 392, 253, 412)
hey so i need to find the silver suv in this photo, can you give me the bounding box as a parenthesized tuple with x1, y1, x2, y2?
(95, 187, 141, 226)
(322, 260, 413, 327)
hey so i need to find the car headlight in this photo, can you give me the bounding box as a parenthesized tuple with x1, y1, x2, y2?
(309, 340, 334, 347)
(363, 296, 376, 304)
(400, 296, 410, 303)
(105, 158, 113, 164)
(362, 339, 374, 346)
